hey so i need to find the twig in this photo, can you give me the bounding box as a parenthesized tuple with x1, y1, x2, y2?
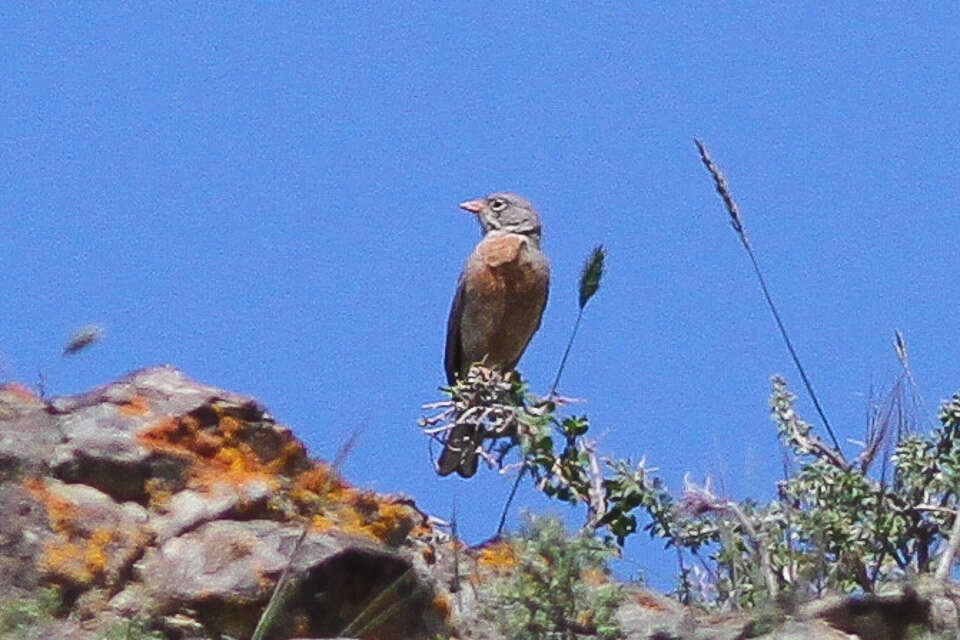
(550, 309, 585, 396)
(332, 427, 363, 470)
(854, 387, 896, 472)
(893, 329, 923, 431)
(62, 324, 104, 356)
(771, 377, 848, 471)
(340, 569, 418, 637)
(250, 526, 308, 640)
(694, 139, 841, 454)
(422, 423, 457, 435)
(726, 501, 779, 600)
(451, 500, 462, 599)
(893, 329, 917, 392)
(497, 467, 526, 537)
(679, 477, 779, 600)
(493, 400, 579, 536)
(935, 508, 960, 580)
(252, 429, 361, 640)
(910, 504, 960, 516)
(550, 245, 605, 396)
(580, 439, 607, 529)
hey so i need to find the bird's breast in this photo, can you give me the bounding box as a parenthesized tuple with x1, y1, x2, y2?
(459, 233, 550, 370)
(470, 235, 549, 297)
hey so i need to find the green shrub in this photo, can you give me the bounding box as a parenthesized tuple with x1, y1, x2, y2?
(97, 618, 164, 640)
(0, 588, 60, 639)
(485, 514, 624, 640)
(427, 366, 960, 609)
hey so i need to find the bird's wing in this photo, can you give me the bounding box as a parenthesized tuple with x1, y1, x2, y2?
(538, 275, 549, 331)
(506, 265, 550, 371)
(440, 272, 477, 477)
(443, 271, 466, 385)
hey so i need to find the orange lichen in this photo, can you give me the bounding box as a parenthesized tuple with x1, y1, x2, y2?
(218, 415, 242, 440)
(138, 417, 199, 457)
(139, 415, 281, 493)
(408, 522, 434, 540)
(311, 514, 333, 532)
(421, 545, 436, 565)
(339, 510, 381, 543)
(213, 446, 250, 472)
(144, 478, 173, 511)
(432, 593, 451, 621)
(291, 613, 310, 636)
(580, 567, 609, 586)
(289, 488, 320, 511)
(83, 528, 117, 577)
(41, 540, 93, 585)
(25, 479, 127, 588)
(477, 540, 518, 571)
(349, 490, 379, 512)
(294, 465, 344, 495)
(0, 382, 41, 404)
(267, 438, 307, 473)
(325, 483, 357, 505)
(118, 394, 151, 416)
(634, 591, 667, 611)
(363, 502, 416, 543)
(136, 406, 437, 549)
(193, 429, 224, 458)
(24, 478, 82, 535)
(291, 465, 375, 538)
(304, 489, 423, 544)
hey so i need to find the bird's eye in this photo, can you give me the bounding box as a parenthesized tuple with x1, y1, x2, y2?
(490, 198, 507, 212)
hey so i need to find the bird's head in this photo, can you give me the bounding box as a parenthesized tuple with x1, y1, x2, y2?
(459, 192, 542, 243)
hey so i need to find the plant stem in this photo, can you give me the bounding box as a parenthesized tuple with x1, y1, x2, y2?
(251, 526, 308, 640)
(551, 308, 584, 396)
(694, 139, 842, 454)
(935, 508, 960, 579)
(497, 466, 526, 537)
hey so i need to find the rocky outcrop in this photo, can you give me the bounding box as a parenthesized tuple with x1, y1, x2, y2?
(1, 366, 958, 639)
(0, 367, 448, 639)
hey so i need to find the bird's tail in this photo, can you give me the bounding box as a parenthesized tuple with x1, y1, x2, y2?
(438, 423, 479, 478)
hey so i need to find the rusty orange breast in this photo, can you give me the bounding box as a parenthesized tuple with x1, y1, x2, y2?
(458, 233, 550, 373)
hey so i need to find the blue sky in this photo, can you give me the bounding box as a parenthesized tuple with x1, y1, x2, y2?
(3, 3, 959, 590)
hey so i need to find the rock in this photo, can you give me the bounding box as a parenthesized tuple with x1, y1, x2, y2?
(0, 367, 447, 639)
(24, 477, 150, 592)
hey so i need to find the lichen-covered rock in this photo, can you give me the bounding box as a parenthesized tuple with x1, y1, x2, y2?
(24, 477, 150, 592)
(1, 366, 958, 640)
(0, 367, 447, 639)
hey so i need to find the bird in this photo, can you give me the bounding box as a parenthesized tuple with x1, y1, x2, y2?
(438, 192, 550, 477)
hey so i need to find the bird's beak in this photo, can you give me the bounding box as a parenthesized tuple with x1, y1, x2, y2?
(459, 199, 485, 214)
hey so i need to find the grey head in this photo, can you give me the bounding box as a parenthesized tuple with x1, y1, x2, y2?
(459, 192, 542, 244)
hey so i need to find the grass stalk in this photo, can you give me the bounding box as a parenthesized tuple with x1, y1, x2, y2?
(694, 139, 842, 454)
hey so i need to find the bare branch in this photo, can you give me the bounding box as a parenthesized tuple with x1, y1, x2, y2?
(936, 509, 960, 580)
